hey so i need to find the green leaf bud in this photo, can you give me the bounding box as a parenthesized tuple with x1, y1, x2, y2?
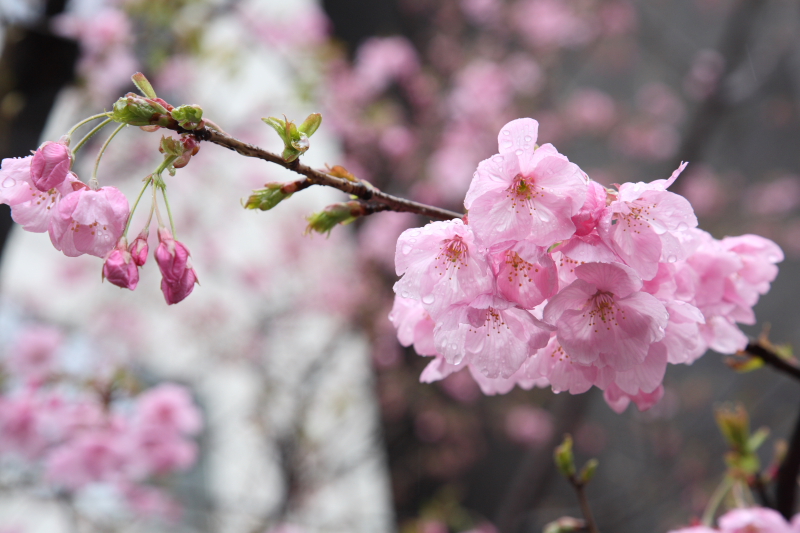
(305, 201, 362, 235)
(579, 458, 599, 484)
(170, 105, 204, 130)
(132, 72, 157, 99)
(244, 183, 294, 211)
(554, 434, 576, 478)
(298, 113, 322, 137)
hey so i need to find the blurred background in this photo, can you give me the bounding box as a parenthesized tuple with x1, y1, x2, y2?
(1, 0, 800, 532)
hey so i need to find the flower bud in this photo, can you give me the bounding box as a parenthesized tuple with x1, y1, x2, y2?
(155, 227, 198, 304)
(103, 238, 139, 290)
(31, 141, 72, 191)
(305, 201, 363, 235)
(554, 434, 576, 478)
(170, 105, 204, 130)
(244, 182, 295, 211)
(129, 229, 149, 267)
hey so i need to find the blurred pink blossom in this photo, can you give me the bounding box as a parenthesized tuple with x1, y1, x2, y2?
(746, 175, 800, 216)
(505, 405, 553, 446)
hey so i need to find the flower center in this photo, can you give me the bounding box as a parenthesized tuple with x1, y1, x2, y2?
(504, 251, 539, 287)
(433, 235, 470, 279)
(586, 291, 624, 332)
(505, 174, 544, 214)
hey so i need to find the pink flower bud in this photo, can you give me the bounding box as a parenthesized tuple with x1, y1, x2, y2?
(30, 141, 73, 192)
(103, 238, 139, 290)
(129, 229, 149, 267)
(155, 227, 198, 304)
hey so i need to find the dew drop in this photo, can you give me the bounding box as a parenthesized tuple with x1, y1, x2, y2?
(667, 255, 677, 263)
(422, 294, 435, 305)
(538, 210, 551, 222)
(2, 178, 16, 188)
(450, 343, 458, 352)
(677, 222, 688, 231)
(401, 291, 410, 298)
(410, 229, 421, 237)
(515, 149, 523, 156)
(492, 155, 504, 163)
(409, 238, 417, 244)
(502, 130, 510, 136)
(402, 244, 412, 255)
(524, 136, 532, 142)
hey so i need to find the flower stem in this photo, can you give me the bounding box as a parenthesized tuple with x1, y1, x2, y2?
(65, 112, 111, 139)
(124, 175, 153, 238)
(161, 187, 177, 238)
(91, 123, 126, 185)
(72, 118, 113, 156)
(703, 475, 734, 526)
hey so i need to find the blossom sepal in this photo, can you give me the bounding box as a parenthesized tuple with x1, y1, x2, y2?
(102, 237, 139, 290)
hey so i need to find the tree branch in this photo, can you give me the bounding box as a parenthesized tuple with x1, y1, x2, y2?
(776, 404, 800, 518)
(172, 123, 464, 221)
(742, 340, 800, 382)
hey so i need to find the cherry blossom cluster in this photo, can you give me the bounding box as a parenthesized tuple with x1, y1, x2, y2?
(391, 118, 782, 412)
(0, 110, 200, 304)
(0, 323, 202, 520)
(669, 507, 800, 533)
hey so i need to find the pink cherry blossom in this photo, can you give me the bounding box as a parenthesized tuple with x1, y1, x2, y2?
(394, 219, 493, 318)
(490, 240, 558, 309)
(103, 237, 139, 290)
(718, 507, 793, 533)
(465, 118, 587, 246)
(522, 335, 596, 394)
(0, 156, 79, 233)
(505, 405, 553, 446)
(155, 228, 199, 305)
(133, 384, 203, 436)
(603, 383, 664, 413)
(543, 262, 668, 371)
(388, 296, 437, 356)
(599, 162, 697, 279)
(30, 140, 72, 191)
(49, 183, 130, 257)
(7, 325, 63, 383)
(46, 427, 128, 489)
(434, 294, 551, 378)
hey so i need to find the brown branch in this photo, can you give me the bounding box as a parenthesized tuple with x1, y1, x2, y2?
(571, 477, 600, 533)
(173, 123, 464, 221)
(776, 406, 800, 518)
(742, 340, 800, 382)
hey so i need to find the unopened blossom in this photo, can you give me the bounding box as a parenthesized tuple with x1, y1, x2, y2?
(599, 162, 697, 280)
(394, 219, 493, 318)
(49, 183, 130, 257)
(30, 140, 73, 191)
(465, 118, 587, 246)
(129, 228, 149, 266)
(155, 227, 199, 305)
(103, 237, 139, 290)
(543, 262, 668, 371)
(434, 294, 551, 378)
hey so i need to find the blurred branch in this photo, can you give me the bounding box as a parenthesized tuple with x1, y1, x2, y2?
(494, 393, 593, 533)
(776, 404, 800, 518)
(674, 0, 768, 167)
(170, 124, 463, 221)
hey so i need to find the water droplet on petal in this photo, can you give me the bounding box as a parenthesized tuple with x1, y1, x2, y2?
(667, 255, 677, 263)
(422, 294, 435, 305)
(524, 136, 532, 142)
(402, 244, 412, 255)
(515, 149, 523, 156)
(410, 229, 421, 237)
(450, 343, 458, 352)
(409, 238, 416, 244)
(502, 130, 510, 136)
(492, 155, 504, 163)
(677, 222, 688, 231)
(2, 178, 16, 188)
(401, 291, 410, 298)
(538, 210, 551, 222)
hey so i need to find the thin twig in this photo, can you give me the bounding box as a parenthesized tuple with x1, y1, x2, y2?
(167, 123, 463, 221)
(571, 476, 600, 533)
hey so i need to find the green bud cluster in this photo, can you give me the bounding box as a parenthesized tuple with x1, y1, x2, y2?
(263, 113, 322, 162)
